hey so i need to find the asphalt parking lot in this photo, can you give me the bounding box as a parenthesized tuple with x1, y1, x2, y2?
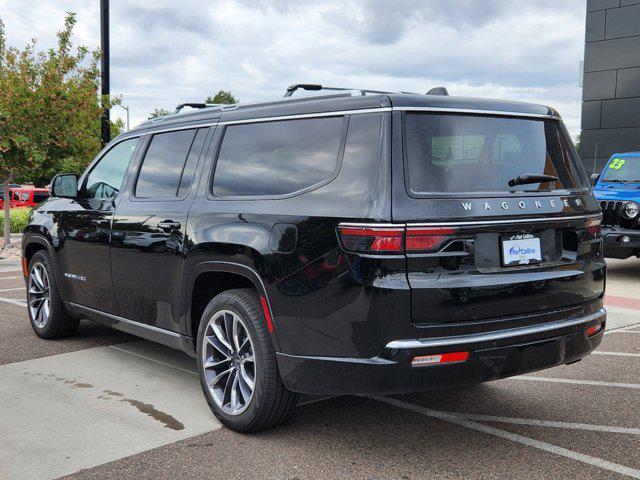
(0, 258, 639, 479)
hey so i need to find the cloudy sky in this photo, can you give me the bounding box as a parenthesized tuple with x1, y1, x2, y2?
(1, 0, 587, 137)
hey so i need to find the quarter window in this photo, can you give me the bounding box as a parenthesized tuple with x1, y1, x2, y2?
(84, 138, 138, 199)
(212, 117, 344, 197)
(135, 129, 205, 198)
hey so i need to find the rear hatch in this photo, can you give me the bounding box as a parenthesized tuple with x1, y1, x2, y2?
(392, 110, 605, 329)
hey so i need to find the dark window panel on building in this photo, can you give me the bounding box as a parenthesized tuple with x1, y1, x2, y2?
(585, 35, 640, 72)
(582, 101, 602, 130)
(606, 3, 640, 39)
(586, 10, 605, 42)
(583, 70, 617, 100)
(587, 0, 620, 12)
(616, 66, 640, 97)
(601, 98, 640, 128)
(581, 127, 640, 158)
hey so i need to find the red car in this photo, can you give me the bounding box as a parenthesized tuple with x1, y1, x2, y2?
(0, 188, 49, 209)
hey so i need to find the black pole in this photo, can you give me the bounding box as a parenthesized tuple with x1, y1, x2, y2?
(100, 0, 110, 146)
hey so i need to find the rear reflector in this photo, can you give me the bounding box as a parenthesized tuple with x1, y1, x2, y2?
(260, 296, 275, 333)
(412, 351, 469, 367)
(586, 323, 603, 337)
(337, 225, 459, 254)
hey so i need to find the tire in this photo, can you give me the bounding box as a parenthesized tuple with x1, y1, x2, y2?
(196, 288, 299, 432)
(27, 250, 79, 339)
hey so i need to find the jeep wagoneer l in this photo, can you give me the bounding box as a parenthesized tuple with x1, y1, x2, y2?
(22, 84, 606, 432)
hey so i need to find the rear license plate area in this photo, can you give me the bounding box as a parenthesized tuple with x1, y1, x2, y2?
(501, 234, 542, 266)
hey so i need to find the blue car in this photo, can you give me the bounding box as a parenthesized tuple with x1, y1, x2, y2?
(593, 152, 640, 259)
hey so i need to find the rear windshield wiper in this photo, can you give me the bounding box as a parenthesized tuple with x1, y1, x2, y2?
(508, 173, 559, 188)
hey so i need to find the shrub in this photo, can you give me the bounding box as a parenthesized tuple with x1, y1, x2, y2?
(0, 207, 31, 233)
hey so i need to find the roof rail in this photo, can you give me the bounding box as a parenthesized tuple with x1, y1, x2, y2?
(284, 83, 396, 98)
(174, 102, 208, 113)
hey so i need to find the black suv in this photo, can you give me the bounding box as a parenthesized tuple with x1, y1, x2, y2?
(23, 85, 606, 432)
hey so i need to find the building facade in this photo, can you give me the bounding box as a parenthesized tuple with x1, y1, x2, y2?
(581, 0, 640, 175)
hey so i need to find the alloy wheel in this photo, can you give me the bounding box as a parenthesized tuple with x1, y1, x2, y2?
(202, 309, 256, 415)
(28, 262, 51, 329)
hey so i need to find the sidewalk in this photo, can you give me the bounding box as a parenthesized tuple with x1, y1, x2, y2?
(0, 233, 22, 273)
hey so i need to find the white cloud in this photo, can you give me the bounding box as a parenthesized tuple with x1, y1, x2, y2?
(0, 0, 586, 136)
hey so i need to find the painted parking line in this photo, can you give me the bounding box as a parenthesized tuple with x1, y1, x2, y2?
(593, 351, 640, 358)
(0, 287, 24, 292)
(515, 375, 640, 390)
(441, 411, 640, 435)
(0, 340, 220, 480)
(374, 396, 640, 479)
(0, 296, 26, 307)
(0, 276, 22, 281)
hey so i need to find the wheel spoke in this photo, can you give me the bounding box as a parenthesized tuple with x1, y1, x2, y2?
(229, 370, 239, 413)
(206, 334, 230, 357)
(239, 362, 255, 391)
(212, 323, 233, 352)
(204, 356, 230, 370)
(232, 315, 241, 352)
(42, 299, 50, 323)
(29, 296, 44, 308)
(209, 366, 233, 389)
(238, 337, 251, 353)
(31, 270, 44, 291)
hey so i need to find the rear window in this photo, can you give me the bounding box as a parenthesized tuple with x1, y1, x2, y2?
(135, 129, 207, 198)
(404, 113, 588, 195)
(601, 156, 640, 182)
(212, 117, 344, 197)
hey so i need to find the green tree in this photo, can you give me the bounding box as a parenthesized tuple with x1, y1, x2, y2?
(148, 108, 172, 118)
(204, 90, 238, 104)
(0, 13, 107, 244)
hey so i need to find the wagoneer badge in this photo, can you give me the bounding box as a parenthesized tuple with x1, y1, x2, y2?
(461, 198, 583, 211)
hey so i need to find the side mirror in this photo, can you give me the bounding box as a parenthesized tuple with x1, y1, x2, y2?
(50, 174, 79, 198)
(590, 173, 600, 186)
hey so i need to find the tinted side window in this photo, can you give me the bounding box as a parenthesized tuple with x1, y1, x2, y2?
(84, 138, 138, 199)
(212, 117, 344, 197)
(135, 129, 198, 198)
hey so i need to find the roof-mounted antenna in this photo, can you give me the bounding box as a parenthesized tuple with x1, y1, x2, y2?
(426, 87, 449, 96)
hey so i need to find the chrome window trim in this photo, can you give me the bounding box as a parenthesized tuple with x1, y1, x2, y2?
(339, 214, 602, 229)
(386, 308, 606, 350)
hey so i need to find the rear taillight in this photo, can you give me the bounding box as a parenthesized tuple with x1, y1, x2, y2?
(586, 218, 602, 239)
(337, 225, 459, 254)
(406, 227, 458, 253)
(337, 227, 404, 253)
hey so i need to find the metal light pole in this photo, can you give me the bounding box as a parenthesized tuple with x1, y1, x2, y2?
(114, 104, 130, 131)
(100, 0, 110, 145)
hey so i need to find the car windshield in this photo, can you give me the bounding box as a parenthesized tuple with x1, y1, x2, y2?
(601, 156, 640, 183)
(404, 113, 588, 194)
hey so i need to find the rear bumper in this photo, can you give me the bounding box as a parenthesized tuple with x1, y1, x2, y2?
(602, 227, 640, 258)
(276, 308, 606, 395)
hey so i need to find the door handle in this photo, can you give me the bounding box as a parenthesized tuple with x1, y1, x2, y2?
(91, 219, 110, 228)
(157, 220, 181, 232)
